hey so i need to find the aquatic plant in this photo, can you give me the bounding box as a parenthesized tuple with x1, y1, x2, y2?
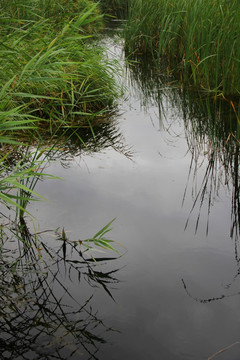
(0, 6, 123, 357)
(0, 106, 43, 210)
(125, 0, 240, 96)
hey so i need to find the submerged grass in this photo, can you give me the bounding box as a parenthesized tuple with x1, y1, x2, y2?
(125, 0, 240, 96)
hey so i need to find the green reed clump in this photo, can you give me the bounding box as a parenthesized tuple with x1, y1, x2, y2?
(125, 0, 240, 96)
(0, 0, 121, 214)
(0, 1, 120, 131)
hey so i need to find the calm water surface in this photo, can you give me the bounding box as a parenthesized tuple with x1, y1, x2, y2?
(28, 32, 240, 360)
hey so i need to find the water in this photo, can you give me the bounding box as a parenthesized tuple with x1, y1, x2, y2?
(2, 28, 240, 359)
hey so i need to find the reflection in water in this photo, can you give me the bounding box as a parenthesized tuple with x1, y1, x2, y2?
(51, 116, 133, 161)
(2, 30, 240, 359)
(1, 113, 132, 171)
(0, 96, 129, 358)
(181, 95, 240, 294)
(127, 54, 240, 242)
(0, 122, 125, 359)
(0, 214, 120, 359)
(180, 91, 240, 236)
(127, 54, 240, 311)
(182, 278, 240, 304)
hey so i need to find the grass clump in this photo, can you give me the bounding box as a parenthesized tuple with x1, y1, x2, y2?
(125, 0, 240, 96)
(0, 0, 122, 215)
(0, 0, 121, 133)
(0, 0, 104, 32)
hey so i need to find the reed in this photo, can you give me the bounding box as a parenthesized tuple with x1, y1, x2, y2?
(0, 0, 103, 31)
(0, 0, 120, 131)
(125, 0, 240, 96)
(0, 0, 122, 213)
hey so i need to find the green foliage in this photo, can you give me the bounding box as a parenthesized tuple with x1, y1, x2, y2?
(0, 0, 121, 214)
(0, 147, 59, 214)
(0, 0, 120, 131)
(83, 218, 118, 252)
(0, 0, 104, 31)
(56, 218, 120, 255)
(125, 0, 240, 96)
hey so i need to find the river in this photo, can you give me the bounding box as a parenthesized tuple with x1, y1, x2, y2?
(4, 24, 240, 360)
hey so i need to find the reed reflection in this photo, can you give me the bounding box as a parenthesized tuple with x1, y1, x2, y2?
(0, 113, 132, 170)
(0, 122, 124, 359)
(181, 92, 240, 244)
(0, 212, 121, 360)
(127, 55, 240, 310)
(126, 55, 240, 243)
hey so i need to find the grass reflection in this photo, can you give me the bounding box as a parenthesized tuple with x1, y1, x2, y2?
(0, 212, 121, 359)
(181, 93, 240, 245)
(1, 113, 132, 172)
(0, 121, 126, 359)
(126, 55, 240, 242)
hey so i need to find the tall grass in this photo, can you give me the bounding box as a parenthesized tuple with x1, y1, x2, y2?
(0, 0, 122, 217)
(0, 0, 103, 31)
(125, 0, 240, 96)
(0, 0, 121, 131)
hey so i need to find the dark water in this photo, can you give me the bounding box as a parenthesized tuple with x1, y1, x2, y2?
(2, 28, 240, 359)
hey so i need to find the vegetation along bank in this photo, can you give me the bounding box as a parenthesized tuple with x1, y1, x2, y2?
(125, 0, 240, 97)
(0, 0, 122, 210)
(0, 0, 121, 143)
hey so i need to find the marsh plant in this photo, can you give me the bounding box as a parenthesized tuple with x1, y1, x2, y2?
(125, 0, 240, 96)
(0, 0, 124, 220)
(0, 3, 125, 357)
(0, 0, 121, 133)
(1, 0, 104, 31)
